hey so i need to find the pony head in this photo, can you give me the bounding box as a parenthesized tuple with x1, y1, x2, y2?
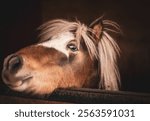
(2, 17, 120, 95)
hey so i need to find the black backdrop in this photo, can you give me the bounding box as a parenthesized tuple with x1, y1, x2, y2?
(0, 0, 150, 93)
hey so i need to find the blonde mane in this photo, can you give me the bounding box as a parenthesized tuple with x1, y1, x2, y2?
(38, 18, 120, 90)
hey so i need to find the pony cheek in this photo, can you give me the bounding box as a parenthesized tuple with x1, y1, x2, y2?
(30, 74, 59, 95)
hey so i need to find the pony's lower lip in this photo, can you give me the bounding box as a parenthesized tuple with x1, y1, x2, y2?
(8, 76, 33, 88)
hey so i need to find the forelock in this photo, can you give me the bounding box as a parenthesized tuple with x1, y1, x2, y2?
(38, 19, 99, 60)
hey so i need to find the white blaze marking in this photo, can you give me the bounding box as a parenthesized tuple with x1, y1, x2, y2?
(38, 32, 75, 57)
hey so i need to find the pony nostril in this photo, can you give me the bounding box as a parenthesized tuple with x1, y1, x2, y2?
(7, 55, 23, 73)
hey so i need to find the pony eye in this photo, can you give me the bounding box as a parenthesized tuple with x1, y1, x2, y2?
(67, 43, 78, 52)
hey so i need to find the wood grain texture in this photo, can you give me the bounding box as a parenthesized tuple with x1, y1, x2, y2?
(0, 88, 150, 104)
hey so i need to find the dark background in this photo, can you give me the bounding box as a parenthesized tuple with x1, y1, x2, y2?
(0, 0, 150, 93)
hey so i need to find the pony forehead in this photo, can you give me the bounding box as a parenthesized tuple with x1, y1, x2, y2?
(38, 32, 75, 57)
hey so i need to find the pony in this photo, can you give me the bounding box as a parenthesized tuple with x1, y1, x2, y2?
(2, 17, 121, 95)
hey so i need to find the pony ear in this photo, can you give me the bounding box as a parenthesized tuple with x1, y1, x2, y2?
(91, 24, 103, 39)
(89, 16, 103, 39)
(90, 17, 121, 90)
